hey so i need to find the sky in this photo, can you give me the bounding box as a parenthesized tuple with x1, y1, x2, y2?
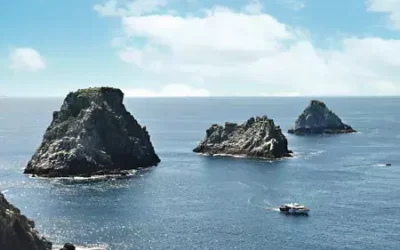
(2, 0, 400, 97)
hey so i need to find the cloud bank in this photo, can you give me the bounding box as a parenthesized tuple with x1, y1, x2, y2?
(95, 0, 400, 96)
(367, 0, 400, 30)
(123, 84, 209, 97)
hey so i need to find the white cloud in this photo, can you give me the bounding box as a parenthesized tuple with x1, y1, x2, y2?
(244, 0, 263, 14)
(94, 0, 124, 17)
(123, 84, 210, 97)
(126, 0, 167, 16)
(122, 9, 293, 52)
(95, 1, 400, 96)
(245, 0, 304, 12)
(9, 48, 46, 72)
(111, 37, 126, 47)
(280, 0, 305, 11)
(367, 0, 400, 29)
(94, 0, 167, 17)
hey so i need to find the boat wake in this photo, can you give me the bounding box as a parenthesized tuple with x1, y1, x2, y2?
(372, 163, 391, 167)
(247, 196, 280, 212)
(1, 190, 8, 194)
(265, 207, 280, 212)
(237, 181, 250, 188)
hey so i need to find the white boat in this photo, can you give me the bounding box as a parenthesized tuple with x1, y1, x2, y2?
(279, 203, 310, 214)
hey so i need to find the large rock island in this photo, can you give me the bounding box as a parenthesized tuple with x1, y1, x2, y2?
(193, 116, 292, 159)
(24, 87, 160, 177)
(288, 100, 356, 135)
(0, 192, 52, 250)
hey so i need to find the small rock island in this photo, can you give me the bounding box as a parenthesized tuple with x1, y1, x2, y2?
(0, 192, 52, 250)
(193, 116, 292, 159)
(24, 87, 160, 177)
(288, 100, 356, 135)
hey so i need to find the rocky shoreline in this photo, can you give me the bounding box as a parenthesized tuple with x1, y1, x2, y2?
(1, 192, 77, 250)
(0, 192, 52, 250)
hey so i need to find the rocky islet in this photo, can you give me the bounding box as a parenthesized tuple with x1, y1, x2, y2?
(24, 87, 160, 177)
(193, 116, 292, 159)
(288, 100, 356, 135)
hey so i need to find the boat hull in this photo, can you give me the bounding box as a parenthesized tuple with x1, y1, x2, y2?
(279, 205, 310, 214)
(279, 206, 289, 212)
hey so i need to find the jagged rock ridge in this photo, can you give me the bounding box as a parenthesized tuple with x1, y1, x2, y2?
(24, 87, 160, 177)
(194, 116, 292, 159)
(0, 192, 52, 250)
(288, 100, 356, 135)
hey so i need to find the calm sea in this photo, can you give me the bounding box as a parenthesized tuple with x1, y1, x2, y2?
(0, 97, 399, 250)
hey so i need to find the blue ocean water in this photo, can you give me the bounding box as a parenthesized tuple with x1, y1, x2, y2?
(0, 97, 399, 250)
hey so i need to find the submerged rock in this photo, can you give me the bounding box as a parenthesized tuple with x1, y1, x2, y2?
(60, 243, 76, 250)
(193, 116, 292, 159)
(288, 100, 356, 135)
(24, 87, 160, 177)
(0, 192, 52, 250)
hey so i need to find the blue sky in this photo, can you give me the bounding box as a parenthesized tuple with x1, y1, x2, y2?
(1, 0, 400, 97)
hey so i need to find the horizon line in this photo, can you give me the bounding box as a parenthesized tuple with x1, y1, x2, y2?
(2, 95, 400, 98)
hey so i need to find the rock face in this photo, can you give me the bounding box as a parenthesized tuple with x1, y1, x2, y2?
(193, 116, 292, 159)
(288, 100, 356, 135)
(0, 193, 52, 250)
(24, 87, 160, 177)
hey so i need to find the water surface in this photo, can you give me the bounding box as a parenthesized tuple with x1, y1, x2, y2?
(0, 97, 399, 250)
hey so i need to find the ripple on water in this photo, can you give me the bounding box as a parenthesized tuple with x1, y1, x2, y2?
(291, 149, 326, 160)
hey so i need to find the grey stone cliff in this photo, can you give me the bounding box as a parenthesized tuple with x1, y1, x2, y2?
(193, 116, 292, 159)
(24, 87, 160, 177)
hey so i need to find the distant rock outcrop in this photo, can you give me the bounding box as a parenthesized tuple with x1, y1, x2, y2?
(193, 116, 292, 159)
(0, 192, 52, 250)
(24, 87, 160, 177)
(288, 100, 356, 135)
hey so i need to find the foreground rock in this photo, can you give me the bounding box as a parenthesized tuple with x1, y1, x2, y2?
(288, 100, 356, 135)
(0, 192, 52, 250)
(193, 116, 292, 159)
(25, 87, 160, 177)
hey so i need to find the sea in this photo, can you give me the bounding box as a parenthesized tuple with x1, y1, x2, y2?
(0, 97, 399, 250)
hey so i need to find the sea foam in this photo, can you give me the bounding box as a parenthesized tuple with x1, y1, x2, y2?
(29, 170, 137, 181)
